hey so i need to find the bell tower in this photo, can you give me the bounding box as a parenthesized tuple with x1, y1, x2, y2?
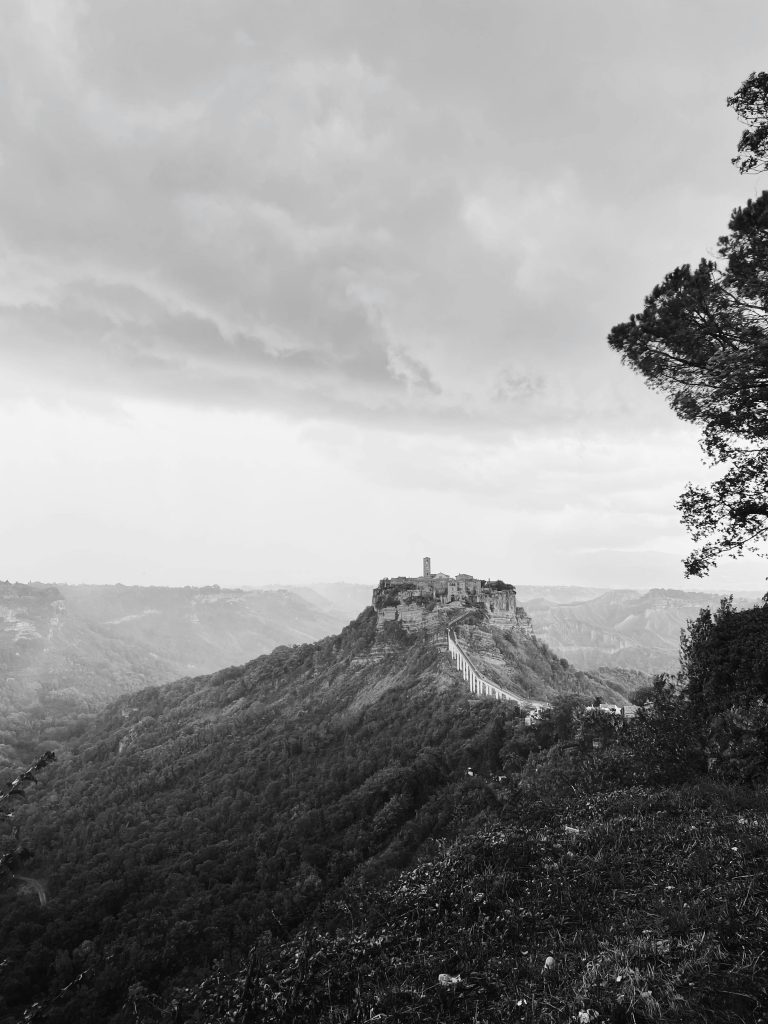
(422, 556, 431, 578)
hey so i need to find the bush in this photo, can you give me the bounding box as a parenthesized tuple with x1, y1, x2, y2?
(679, 598, 768, 784)
(620, 680, 706, 785)
(682, 598, 768, 713)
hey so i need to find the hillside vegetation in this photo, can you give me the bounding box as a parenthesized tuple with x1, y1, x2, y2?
(172, 784, 768, 1024)
(0, 610, 554, 1021)
(1, 601, 767, 1022)
(454, 622, 633, 704)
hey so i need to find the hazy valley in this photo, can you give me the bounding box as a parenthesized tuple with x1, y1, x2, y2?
(515, 585, 764, 674)
(0, 581, 370, 766)
(2, 576, 760, 772)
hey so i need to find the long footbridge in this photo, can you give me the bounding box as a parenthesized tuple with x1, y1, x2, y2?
(447, 629, 551, 712)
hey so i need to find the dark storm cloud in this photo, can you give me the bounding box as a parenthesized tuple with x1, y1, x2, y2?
(0, 285, 442, 419)
(2, 1, 768, 430)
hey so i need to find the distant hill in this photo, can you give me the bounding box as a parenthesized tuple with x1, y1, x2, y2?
(263, 581, 372, 625)
(60, 582, 353, 676)
(0, 581, 360, 767)
(3, 576, 757, 750)
(516, 585, 763, 674)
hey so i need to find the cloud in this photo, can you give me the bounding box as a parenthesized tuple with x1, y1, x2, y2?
(2, 0, 768, 443)
(0, 9, 422, 411)
(4, 1, 768, 592)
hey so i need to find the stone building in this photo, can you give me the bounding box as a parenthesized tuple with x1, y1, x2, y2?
(371, 557, 528, 640)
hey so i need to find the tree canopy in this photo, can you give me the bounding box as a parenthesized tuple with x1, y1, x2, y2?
(729, 71, 768, 174)
(608, 73, 768, 577)
(681, 597, 768, 712)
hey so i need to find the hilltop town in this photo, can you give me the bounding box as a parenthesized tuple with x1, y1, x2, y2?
(372, 557, 533, 642)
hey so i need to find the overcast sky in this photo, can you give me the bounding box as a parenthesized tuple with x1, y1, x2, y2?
(2, 1, 768, 592)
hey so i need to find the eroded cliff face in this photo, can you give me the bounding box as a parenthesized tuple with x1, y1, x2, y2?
(451, 622, 630, 705)
(365, 576, 600, 703)
(396, 602, 447, 643)
(364, 604, 448, 662)
(373, 599, 532, 645)
(364, 604, 630, 705)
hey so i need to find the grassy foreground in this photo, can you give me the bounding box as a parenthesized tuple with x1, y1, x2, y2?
(155, 780, 768, 1023)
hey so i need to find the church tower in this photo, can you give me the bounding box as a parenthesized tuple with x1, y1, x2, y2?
(423, 556, 431, 578)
